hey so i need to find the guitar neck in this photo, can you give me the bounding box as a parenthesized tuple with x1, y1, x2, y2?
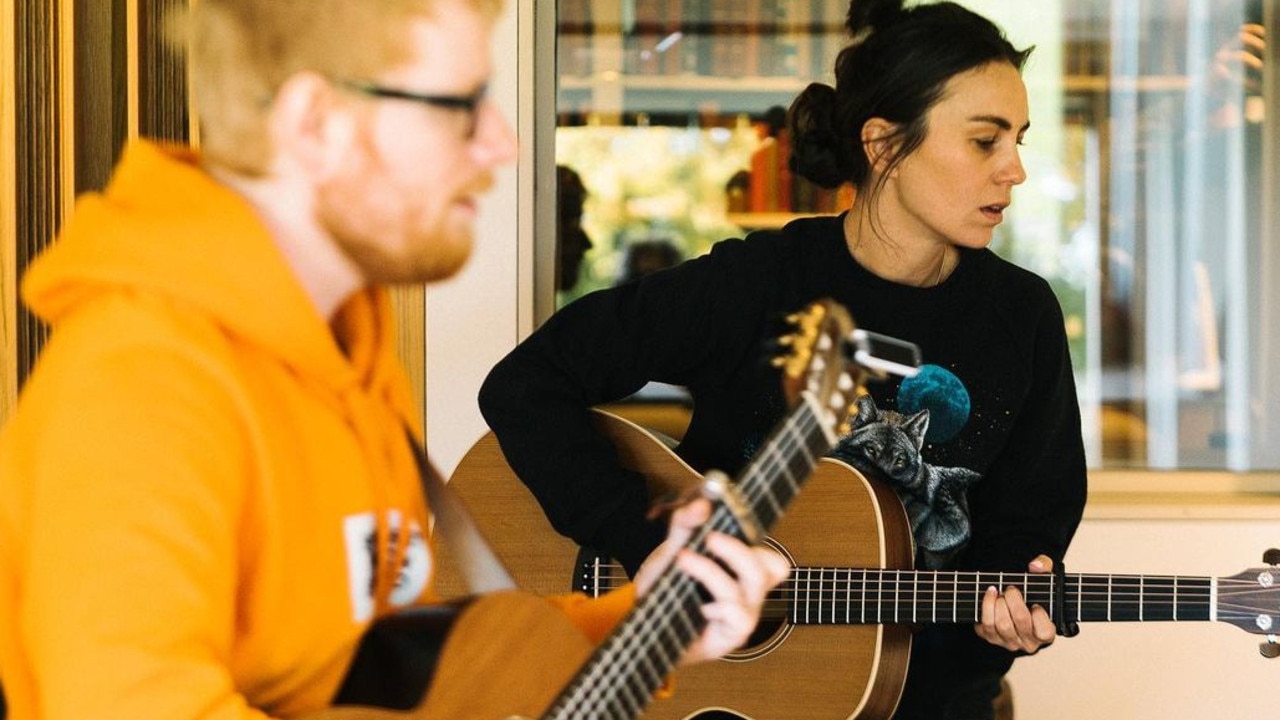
(543, 398, 836, 720)
(784, 568, 1217, 625)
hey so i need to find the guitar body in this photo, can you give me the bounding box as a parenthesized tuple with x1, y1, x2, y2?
(441, 411, 918, 720)
(307, 591, 592, 720)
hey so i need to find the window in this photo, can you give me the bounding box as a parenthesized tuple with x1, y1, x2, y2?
(548, 0, 1279, 472)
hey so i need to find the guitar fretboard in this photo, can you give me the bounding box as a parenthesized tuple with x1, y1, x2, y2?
(782, 568, 1214, 625)
(580, 561, 1280, 632)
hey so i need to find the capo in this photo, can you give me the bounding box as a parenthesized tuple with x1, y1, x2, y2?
(646, 471, 766, 546)
(1052, 560, 1081, 638)
(702, 470, 765, 545)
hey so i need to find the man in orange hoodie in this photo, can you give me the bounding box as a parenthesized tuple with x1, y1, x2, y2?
(0, 1, 789, 718)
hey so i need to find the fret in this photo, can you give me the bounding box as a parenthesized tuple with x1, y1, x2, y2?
(829, 566, 839, 622)
(752, 476, 785, 520)
(1023, 573, 1053, 609)
(839, 566, 849, 622)
(815, 568, 825, 624)
(1110, 575, 1144, 621)
(932, 570, 939, 624)
(1203, 573, 1213, 620)
(1139, 577, 1174, 621)
(814, 568, 824, 624)
(804, 567, 813, 624)
(790, 569, 800, 625)
(618, 675, 645, 715)
(860, 568, 868, 624)
(656, 624, 682, 666)
(1067, 574, 1213, 622)
(893, 570, 900, 624)
(910, 571, 923, 623)
(1175, 576, 1211, 620)
(974, 573, 981, 623)
(804, 568, 815, 624)
(633, 653, 662, 695)
(876, 569, 885, 624)
(1075, 572, 1082, 623)
(744, 443, 787, 527)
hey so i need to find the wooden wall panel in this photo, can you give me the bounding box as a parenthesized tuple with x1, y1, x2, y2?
(1, 0, 16, 421)
(7, 0, 74, 418)
(1, 0, 428, 428)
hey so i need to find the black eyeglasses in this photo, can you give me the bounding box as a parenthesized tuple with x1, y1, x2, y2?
(337, 79, 488, 138)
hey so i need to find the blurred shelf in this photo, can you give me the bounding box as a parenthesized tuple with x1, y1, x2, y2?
(727, 212, 808, 230)
(559, 74, 809, 93)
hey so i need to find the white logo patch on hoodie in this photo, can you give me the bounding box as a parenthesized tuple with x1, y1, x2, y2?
(342, 510, 431, 622)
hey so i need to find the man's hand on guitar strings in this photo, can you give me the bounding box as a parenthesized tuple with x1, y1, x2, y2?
(633, 498, 791, 666)
(975, 554, 1057, 654)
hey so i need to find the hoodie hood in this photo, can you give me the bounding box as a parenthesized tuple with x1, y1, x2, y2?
(23, 140, 411, 414)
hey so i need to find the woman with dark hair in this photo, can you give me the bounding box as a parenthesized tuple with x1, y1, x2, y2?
(555, 164, 593, 292)
(481, 2, 1086, 717)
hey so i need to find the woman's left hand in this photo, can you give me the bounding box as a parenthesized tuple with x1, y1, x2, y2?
(974, 554, 1057, 653)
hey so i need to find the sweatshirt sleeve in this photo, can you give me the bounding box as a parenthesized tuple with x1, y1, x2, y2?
(545, 584, 636, 645)
(6, 341, 268, 720)
(478, 238, 777, 576)
(963, 286, 1088, 572)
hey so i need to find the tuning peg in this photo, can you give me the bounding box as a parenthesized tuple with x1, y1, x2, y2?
(1263, 548, 1280, 566)
(1260, 637, 1280, 659)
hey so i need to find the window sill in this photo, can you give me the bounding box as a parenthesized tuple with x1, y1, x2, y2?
(1086, 470, 1280, 520)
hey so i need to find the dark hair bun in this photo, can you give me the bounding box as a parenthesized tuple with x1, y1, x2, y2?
(846, 0, 907, 37)
(787, 82, 850, 189)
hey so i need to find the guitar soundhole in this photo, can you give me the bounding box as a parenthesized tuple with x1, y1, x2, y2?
(724, 537, 794, 663)
(726, 615, 790, 661)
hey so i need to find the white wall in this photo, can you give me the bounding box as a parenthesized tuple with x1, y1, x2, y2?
(425, 2, 532, 478)
(1007, 513, 1280, 719)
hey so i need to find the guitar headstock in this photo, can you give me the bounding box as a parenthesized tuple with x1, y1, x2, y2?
(771, 300, 863, 438)
(1222, 550, 1280, 657)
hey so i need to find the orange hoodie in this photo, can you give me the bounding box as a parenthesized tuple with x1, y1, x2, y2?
(0, 141, 632, 719)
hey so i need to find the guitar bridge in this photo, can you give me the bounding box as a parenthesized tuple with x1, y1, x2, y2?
(573, 546, 614, 597)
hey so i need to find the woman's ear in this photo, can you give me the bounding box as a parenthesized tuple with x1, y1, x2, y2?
(267, 72, 357, 179)
(860, 117, 900, 175)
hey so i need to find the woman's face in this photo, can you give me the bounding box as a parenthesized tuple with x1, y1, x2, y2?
(875, 61, 1029, 250)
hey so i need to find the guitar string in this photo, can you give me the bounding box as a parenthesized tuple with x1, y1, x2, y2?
(584, 569, 1265, 596)
(581, 569, 1269, 623)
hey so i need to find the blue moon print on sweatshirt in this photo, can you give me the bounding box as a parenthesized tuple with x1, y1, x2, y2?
(897, 364, 970, 443)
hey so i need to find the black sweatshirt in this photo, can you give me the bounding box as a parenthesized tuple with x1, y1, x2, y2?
(479, 213, 1087, 710)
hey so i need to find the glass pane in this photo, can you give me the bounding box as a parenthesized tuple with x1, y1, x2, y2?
(554, 0, 849, 303)
(551, 0, 1278, 472)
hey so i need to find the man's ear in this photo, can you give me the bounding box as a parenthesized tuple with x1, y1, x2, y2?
(267, 72, 357, 179)
(860, 117, 900, 175)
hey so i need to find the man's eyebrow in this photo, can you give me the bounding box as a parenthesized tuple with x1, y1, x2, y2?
(968, 114, 1031, 133)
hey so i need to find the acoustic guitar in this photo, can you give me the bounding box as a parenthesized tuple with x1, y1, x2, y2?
(311, 299, 871, 720)
(443, 414, 1280, 720)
